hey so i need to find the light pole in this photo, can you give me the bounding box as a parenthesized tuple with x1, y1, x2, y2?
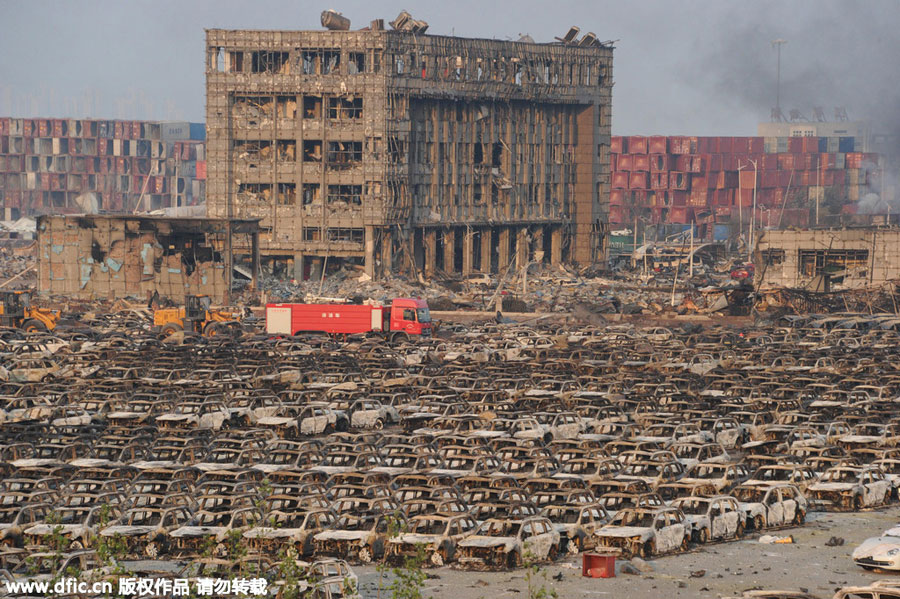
(772, 39, 787, 118)
(736, 163, 745, 248)
(748, 158, 758, 261)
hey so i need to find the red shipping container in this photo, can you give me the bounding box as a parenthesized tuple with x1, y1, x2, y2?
(608, 205, 624, 224)
(717, 171, 738, 189)
(669, 172, 689, 190)
(691, 174, 711, 189)
(706, 154, 722, 171)
(760, 189, 777, 208)
(610, 189, 624, 206)
(735, 188, 752, 207)
(718, 137, 733, 153)
(696, 137, 712, 153)
(114, 122, 124, 138)
(788, 137, 802, 153)
(612, 171, 629, 189)
(777, 154, 794, 170)
(689, 188, 708, 207)
(749, 137, 764, 153)
(629, 172, 649, 190)
(846, 153, 863, 168)
(609, 154, 616, 171)
(762, 155, 778, 170)
(760, 171, 777, 188)
(651, 172, 668, 190)
(802, 137, 818, 153)
(650, 154, 674, 173)
(633, 154, 650, 172)
(611, 136, 624, 154)
(832, 170, 845, 186)
(0, 118, 8, 135)
(669, 136, 685, 154)
(777, 171, 793, 187)
(739, 171, 756, 189)
(628, 136, 648, 154)
(617, 154, 633, 171)
(629, 191, 648, 205)
(648, 135, 667, 154)
(675, 155, 690, 171)
(667, 206, 691, 223)
(691, 155, 706, 173)
(132, 121, 142, 139)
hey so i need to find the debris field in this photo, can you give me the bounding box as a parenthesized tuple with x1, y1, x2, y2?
(2, 307, 900, 597)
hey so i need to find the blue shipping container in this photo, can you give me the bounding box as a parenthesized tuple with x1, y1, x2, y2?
(713, 224, 730, 241)
(839, 137, 855, 153)
(190, 123, 206, 141)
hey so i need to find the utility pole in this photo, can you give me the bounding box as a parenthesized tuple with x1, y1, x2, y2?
(772, 39, 787, 117)
(816, 159, 821, 225)
(748, 158, 758, 261)
(689, 224, 694, 278)
(737, 163, 746, 250)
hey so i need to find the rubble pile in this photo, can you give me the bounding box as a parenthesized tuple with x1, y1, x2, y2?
(251, 259, 751, 318)
(0, 243, 36, 290)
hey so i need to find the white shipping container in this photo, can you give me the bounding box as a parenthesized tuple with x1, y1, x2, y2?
(160, 121, 191, 141)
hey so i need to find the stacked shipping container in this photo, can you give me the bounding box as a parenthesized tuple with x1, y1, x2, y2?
(609, 135, 879, 239)
(0, 117, 207, 219)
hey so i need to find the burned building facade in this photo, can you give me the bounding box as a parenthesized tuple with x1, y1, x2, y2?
(754, 227, 900, 290)
(205, 23, 613, 279)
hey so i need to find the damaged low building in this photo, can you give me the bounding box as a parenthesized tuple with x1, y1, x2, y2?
(205, 13, 613, 280)
(754, 227, 900, 291)
(36, 214, 259, 303)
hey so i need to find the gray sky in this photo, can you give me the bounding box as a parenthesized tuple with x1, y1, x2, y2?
(1, 0, 898, 136)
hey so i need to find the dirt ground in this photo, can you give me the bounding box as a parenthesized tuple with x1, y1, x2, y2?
(353, 507, 900, 599)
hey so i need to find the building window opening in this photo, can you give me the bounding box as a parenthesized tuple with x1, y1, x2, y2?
(326, 141, 362, 167)
(327, 184, 362, 206)
(327, 97, 363, 120)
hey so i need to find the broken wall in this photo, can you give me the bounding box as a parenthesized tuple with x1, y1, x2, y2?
(754, 228, 900, 290)
(37, 215, 234, 302)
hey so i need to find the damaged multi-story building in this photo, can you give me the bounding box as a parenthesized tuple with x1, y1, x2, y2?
(205, 12, 613, 280)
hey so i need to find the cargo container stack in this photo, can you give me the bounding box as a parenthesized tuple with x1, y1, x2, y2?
(609, 134, 879, 240)
(0, 117, 207, 219)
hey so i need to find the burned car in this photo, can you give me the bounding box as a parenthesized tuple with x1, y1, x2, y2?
(457, 516, 560, 569)
(594, 506, 689, 559)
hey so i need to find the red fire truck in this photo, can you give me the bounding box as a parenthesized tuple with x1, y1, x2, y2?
(265, 298, 433, 341)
